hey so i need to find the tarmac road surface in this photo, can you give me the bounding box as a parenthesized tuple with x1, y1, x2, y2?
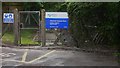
(1, 46, 118, 67)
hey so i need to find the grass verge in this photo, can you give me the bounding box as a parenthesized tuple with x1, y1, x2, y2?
(2, 29, 39, 45)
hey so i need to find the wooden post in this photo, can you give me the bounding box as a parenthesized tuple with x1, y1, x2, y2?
(14, 8, 19, 45)
(41, 9, 46, 46)
(0, 1, 2, 46)
(18, 11, 21, 45)
(38, 11, 41, 45)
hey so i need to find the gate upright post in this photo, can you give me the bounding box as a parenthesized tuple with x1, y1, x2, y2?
(38, 11, 41, 45)
(14, 8, 19, 45)
(41, 9, 46, 46)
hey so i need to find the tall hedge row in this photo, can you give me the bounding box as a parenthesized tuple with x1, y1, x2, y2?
(67, 2, 120, 49)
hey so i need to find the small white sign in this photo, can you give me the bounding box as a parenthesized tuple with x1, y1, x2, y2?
(3, 13, 14, 23)
(46, 12, 68, 18)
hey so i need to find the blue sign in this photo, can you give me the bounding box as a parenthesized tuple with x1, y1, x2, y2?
(3, 13, 14, 23)
(45, 12, 69, 29)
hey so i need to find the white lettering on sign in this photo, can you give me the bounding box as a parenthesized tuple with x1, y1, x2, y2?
(50, 20, 67, 23)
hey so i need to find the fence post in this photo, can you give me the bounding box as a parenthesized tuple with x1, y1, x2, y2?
(41, 9, 46, 46)
(14, 8, 19, 45)
(38, 11, 41, 45)
(0, 1, 2, 46)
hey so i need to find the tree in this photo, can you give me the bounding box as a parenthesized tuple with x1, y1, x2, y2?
(67, 2, 120, 49)
(23, 2, 43, 11)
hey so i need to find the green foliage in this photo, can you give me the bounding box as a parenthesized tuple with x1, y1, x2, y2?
(42, 2, 67, 12)
(67, 2, 120, 48)
(22, 2, 67, 11)
(2, 30, 39, 45)
(23, 2, 43, 10)
(2, 31, 14, 44)
(20, 29, 39, 44)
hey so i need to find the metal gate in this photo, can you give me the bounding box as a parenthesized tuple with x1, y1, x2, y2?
(18, 11, 41, 45)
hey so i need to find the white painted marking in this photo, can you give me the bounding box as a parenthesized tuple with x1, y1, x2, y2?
(8, 53, 16, 56)
(0, 53, 16, 57)
(21, 49, 28, 62)
(27, 50, 56, 64)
